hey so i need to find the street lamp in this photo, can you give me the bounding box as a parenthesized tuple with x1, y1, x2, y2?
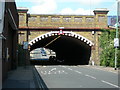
(114, 0, 120, 70)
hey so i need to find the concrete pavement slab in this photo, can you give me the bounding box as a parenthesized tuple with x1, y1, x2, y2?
(2, 66, 36, 89)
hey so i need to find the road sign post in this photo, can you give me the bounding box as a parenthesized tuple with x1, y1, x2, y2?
(23, 41, 28, 68)
(114, 0, 120, 70)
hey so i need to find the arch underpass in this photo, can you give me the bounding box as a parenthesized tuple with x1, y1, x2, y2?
(29, 31, 94, 65)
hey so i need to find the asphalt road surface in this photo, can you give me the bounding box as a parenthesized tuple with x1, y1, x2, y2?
(35, 65, 119, 89)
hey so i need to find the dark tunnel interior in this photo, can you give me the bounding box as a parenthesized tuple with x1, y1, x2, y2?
(30, 35, 91, 65)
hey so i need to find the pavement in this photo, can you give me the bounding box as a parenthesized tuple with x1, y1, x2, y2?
(2, 66, 40, 90)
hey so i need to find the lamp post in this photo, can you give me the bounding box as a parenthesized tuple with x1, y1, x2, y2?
(114, 0, 120, 70)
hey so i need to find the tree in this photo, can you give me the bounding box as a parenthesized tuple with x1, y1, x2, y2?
(99, 29, 120, 67)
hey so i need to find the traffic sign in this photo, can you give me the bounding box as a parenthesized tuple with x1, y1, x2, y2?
(114, 38, 119, 48)
(58, 30, 64, 35)
(23, 41, 28, 49)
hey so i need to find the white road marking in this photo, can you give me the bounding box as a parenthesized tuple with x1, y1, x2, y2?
(63, 70, 68, 74)
(101, 80, 119, 88)
(58, 65, 62, 66)
(48, 71, 51, 74)
(41, 71, 47, 75)
(68, 68, 72, 70)
(43, 66, 46, 67)
(74, 70, 82, 74)
(45, 68, 57, 74)
(41, 71, 43, 74)
(58, 70, 61, 74)
(85, 74, 96, 79)
(73, 66, 77, 67)
(48, 68, 57, 74)
(61, 66, 66, 68)
(41, 69, 68, 75)
(35, 65, 42, 68)
(50, 68, 56, 71)
(44, 71, 47, 75)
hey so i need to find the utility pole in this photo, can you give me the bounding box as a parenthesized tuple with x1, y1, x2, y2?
(114, 0, 120, 70)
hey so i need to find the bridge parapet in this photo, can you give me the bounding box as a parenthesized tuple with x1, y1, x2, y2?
(18, 8, 109, 29)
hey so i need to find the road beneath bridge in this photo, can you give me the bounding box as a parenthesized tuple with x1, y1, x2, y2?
(35, 65, 119, 89)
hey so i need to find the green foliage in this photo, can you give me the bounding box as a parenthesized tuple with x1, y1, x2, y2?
(99, 29, 120, 67)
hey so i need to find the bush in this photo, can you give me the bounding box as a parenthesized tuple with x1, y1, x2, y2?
(99, 29, 120, 67)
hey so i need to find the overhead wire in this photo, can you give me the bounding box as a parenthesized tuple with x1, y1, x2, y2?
(43, 35, 61, 48)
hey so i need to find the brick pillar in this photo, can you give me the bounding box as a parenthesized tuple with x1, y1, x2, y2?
(93, 8, 109, 28)
(90, 31, 101, 65)
(90, 31, 97, 65)
(17, 7, 28, 27)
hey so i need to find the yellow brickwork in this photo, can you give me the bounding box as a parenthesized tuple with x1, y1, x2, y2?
(26, 15, 107, 28)
(18, 30, 101, 65)
(18, 8, 109, 29)
(17, 8, 109, 65)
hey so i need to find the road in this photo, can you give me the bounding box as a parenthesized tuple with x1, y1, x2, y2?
(35, 65, 119, 89)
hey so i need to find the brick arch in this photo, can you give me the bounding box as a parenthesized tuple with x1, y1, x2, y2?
(29, 31, 94, 47)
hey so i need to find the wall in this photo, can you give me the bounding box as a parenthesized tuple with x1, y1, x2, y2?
(0, 1, 5, 89)
(18, 14, 109, 29)
(2, 1, 19, 82)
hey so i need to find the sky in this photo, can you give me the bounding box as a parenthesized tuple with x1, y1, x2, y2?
(15, 0, 118, 15)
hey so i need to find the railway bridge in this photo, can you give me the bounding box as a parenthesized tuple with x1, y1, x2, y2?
(18, 8, 109, 65)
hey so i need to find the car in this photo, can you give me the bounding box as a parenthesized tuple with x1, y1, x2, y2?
(40, 48, 47, 56)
